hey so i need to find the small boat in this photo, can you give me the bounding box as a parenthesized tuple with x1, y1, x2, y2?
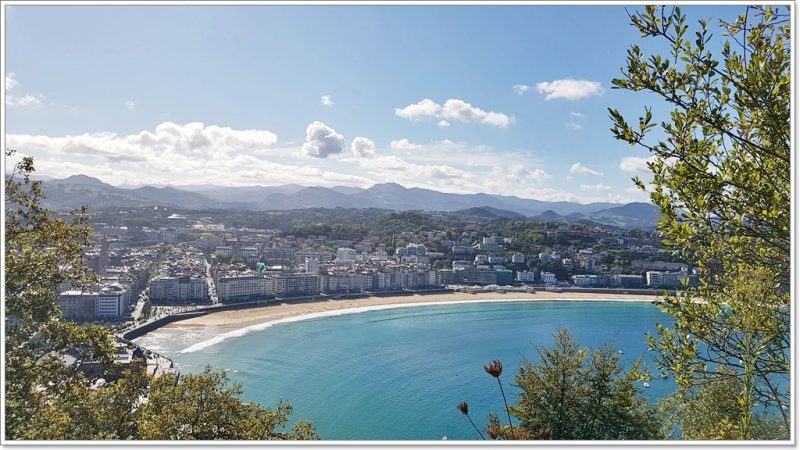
(618, 350, 624, 355)
(643, 382, 650, 388)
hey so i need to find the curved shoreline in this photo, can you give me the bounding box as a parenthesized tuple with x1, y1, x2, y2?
(165, 291, 659, 354)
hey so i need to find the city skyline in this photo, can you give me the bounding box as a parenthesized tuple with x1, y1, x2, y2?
(4, 4, 741, 203)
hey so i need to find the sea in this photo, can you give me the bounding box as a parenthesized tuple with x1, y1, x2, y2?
(133, 300, 674, 440)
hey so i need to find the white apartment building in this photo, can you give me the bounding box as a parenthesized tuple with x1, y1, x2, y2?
(336, 247, 357, 263)
(541, 271, 557, 285)
(270, 273, 319, 297)
(517, 271, 535, 282)
(646, 271, 686, 289)
(511, 254, 525, 264)
(97, 283, 129, 319)
(217, 275, 274, 302)
(150, 275, 208, 303)
(305, 258, 320, 275)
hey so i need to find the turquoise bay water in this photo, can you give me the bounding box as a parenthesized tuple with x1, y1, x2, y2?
(134, 300, 673, 440)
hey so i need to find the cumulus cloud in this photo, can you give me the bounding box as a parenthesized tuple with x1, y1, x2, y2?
(535, 79, 604, 100)
(350, 136, 376, 158)
(620, 156, 655, 173)
(124, 100, 136, 110)
(390, 138, 423, 152)
(6, 124, 379, 189)
(565, 122, 583, 130)
(7, 121, 280, 165)
(395, 98, 513, 128)
(569, 112, 586, 117)
(320, 95, 334, 107)
(437, 120, 451, 128)
(6, 73, 19, 90)
(580, 183, 612, 191)
(7, 94, 44, 107)
(301, 121, 346, 158)
(512, 84, 532, 95)
(569, 162, 603, 176)
(395, 98, 441, 120)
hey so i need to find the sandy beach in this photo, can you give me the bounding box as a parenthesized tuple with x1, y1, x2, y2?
(165, 291, 660, 332)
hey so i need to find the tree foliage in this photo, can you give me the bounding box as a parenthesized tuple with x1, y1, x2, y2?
(4, 150, 316, 441)
(608, 5, 790, 437)
(506, 329, 663, 440)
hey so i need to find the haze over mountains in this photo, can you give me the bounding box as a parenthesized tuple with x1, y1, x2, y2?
(38, 175, 660, 228)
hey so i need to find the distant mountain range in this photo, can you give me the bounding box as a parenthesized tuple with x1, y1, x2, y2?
(37, 175, 661, 228)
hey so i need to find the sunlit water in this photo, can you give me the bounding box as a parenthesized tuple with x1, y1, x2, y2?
(134, 300, 674, 440)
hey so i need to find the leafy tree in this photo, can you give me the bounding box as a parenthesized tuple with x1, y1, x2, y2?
(657, 367, 788, 440)
(609, 5, 790, 436)
(5, 149, 113, 439)
(138, 366, 317, 440)
(506, 330, 662, 440)
(4, 150, 316, 440)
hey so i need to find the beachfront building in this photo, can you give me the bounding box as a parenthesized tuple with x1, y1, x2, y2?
(609, 274, 645, 288)
(270, 273, 319, 297)
(454, 267, 498, 285)
(149, 275, 208, 304)
(217, 274, 274, 303)
(319, 273, 366, 294)
(541, 271, 557, 285)
(376, 272, 403, 291)
(517, 271, 535, 282)
(646, 270, 687, 289)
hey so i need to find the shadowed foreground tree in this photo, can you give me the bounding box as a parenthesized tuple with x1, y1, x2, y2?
(4, 149, 316, 440)
(608, 5, 790, 438)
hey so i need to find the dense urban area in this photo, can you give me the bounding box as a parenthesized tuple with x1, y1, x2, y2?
(57, 205, 694, 325)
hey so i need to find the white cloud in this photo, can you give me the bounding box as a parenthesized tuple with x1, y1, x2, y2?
(6, 73, 19, 90)
(512, 84, 532, 95)
(437, 120, 451, 128)
(124, 100, 136, 110)
(301, 121, 346, 158)
(390, 138, 423, 152)
(441, 99, 513, 128)
(350, 136, 376, 158)
(565, 122, 583, 130)
(7, 94, 44, 107)
(6, 124, 379, 189)
(320, 95, 334, 107)
(569, 162, 603, 176)
(535, 79, 604, 100)
(620, 156, 656, 173)
(359, 155, 469, 181)
(569, 112, 586, 117)
(580, 183, 612, 192)
(8, 121, 280, 164)
(489, 164, 552, 184)
(5, 74, 46, 107)
(395, 98, 513, 128)
(394, 98, 441, 120)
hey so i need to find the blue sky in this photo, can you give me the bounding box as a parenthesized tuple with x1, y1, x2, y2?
(4, 4, 744, 203)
